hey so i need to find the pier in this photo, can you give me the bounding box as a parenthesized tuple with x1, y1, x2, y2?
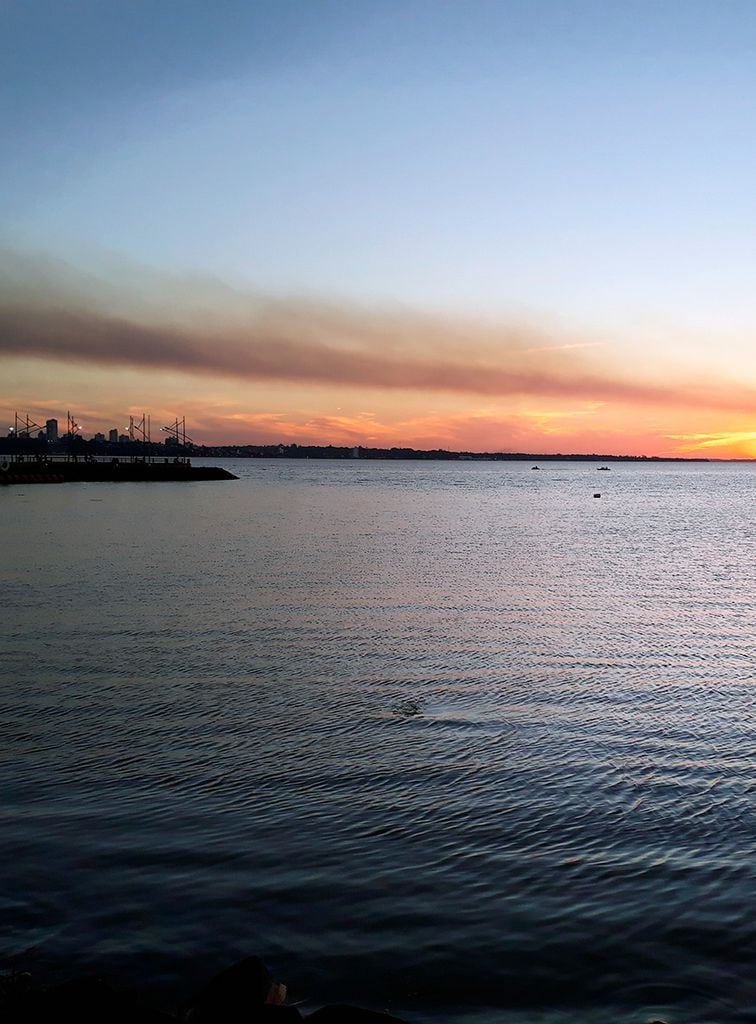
(1, 411, 237, 484)
(0, 455, 237, 485)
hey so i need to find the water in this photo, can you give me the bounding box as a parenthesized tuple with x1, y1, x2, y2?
(2, 458, 756, 1023)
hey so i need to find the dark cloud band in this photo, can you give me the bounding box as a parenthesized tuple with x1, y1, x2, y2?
(1, 250, 753, 412)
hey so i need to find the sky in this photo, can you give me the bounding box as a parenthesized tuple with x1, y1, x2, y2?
(3, 0, 756, 455)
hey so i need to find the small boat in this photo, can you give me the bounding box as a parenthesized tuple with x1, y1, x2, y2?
(531, 466, 540, 470)
(597, 466, 610, 471)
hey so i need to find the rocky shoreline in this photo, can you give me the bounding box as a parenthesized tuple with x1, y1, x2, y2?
(1, 956, 408, 1024)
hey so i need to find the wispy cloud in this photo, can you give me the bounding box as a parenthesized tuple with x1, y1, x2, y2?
(3, 248, 756, 414)
(168, 402, 655, 454)
(667, 431, 756, 455)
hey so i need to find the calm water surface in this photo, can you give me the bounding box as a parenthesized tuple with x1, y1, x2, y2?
(3, 459, 756, 1023)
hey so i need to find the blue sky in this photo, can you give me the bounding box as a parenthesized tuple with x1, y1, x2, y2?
(4, 1, 756, 453)
(5, 1, 756, 323)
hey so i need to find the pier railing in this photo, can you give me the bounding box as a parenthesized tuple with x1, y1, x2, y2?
(0, 453, 192, 465)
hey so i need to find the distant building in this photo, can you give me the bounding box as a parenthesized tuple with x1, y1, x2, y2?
(108, 428, 118, 443)
(118, 434, 129, 444)
(46, 418, 58, 441)
(94, 432, 105, 443)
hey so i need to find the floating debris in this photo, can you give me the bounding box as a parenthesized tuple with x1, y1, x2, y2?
(392, 697, 423, 718)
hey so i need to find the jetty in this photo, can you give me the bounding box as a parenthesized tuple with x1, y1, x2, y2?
(0, 456, 237, 485)
(1, 412, 237, 484)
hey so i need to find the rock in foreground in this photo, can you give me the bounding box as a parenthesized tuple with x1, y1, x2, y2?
(1, 956, 408, 1024)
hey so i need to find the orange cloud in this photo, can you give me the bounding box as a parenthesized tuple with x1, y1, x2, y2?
(139, 403, 670, 455)
(667, 431, 756, 457)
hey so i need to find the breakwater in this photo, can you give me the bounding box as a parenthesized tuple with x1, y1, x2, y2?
(0, 459, 237, 484)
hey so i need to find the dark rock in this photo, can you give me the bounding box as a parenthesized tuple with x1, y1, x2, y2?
(2, 976, 171, 1024)
(182, 957, 295, 1024)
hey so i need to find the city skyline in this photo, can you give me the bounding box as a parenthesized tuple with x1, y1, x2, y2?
(0, 404, 732, 460)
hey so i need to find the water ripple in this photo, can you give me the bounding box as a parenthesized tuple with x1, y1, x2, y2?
(4, 460, 756, 1022)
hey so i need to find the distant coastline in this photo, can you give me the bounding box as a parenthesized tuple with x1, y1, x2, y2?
(192, 443, 713, 462)
(0, 435, 718, 462)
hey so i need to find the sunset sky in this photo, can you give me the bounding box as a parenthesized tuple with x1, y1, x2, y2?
(4, 0, 756, 456)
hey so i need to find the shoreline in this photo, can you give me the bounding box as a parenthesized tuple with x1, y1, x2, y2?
(1, 956, 410, 1024)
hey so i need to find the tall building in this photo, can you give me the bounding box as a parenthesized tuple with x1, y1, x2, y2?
(108, 428, 118, 443)
(46, 418, 58, 441)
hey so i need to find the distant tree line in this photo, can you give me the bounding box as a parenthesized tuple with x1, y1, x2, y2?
(0, 435, 710, 461)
